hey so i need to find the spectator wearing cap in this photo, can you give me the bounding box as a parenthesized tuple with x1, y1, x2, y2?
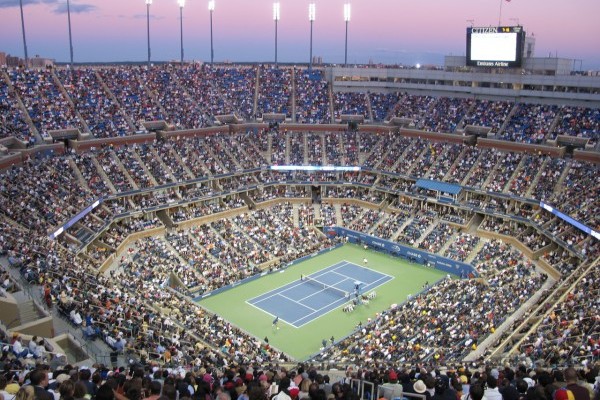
(379, 370, 402, 400)
(555, 389, 575, 400)
(413, 380, 431, 400)
(288, 383, 299, 400)
(564, 368, 590, 400)
(484, 376, 503, 400)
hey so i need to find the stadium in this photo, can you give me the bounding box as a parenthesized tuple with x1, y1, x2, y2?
(0, 1, 599, 400)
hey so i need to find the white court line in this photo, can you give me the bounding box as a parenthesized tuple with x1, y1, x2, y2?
(290, 289, 352, 326)
(280, 292, 317, 311)
(245, 294, 314, 326)
(247, 260, 351, 305)
(340, 259, 395, 280)
(290, 263, 395, 327)
(249, 259, 394, 328)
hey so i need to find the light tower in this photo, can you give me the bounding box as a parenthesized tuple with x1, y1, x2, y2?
(67, 0, 74, 66)
(208, 0, 215, 64)
(178, 0, 185, 64)
(344, 2, 351, 67)
(146, 0, 152, 67)
(309, 2, 315, 70)
(273, 2, 280, 66)
(19, 0, 29, 67)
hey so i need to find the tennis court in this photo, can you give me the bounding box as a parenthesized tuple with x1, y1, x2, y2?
(247, 261, 393, 327)
(197, 244, 448, 360)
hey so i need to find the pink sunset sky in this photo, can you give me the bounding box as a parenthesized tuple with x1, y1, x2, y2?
(1, 0, 599, 68)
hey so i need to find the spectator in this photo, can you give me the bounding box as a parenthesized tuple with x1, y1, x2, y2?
(29, 370, 53, 400)
(15, 387, 34, 400)
(484, 375, 503, 400)
(564, 368, 590, 400)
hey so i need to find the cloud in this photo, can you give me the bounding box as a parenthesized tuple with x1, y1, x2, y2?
(0, 0, 56, 8)
(53, 2, 96, 14)
(131, 13, 165, 20)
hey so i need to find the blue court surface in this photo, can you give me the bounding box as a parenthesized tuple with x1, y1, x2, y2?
(247, 260, 393, 328)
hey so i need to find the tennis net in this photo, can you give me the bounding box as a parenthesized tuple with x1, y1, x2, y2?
(302, 275, 349, 299)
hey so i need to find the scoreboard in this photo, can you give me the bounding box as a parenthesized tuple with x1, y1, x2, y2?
(466, 26, 525, 68)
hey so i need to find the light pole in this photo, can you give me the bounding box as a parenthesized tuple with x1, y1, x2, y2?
(146, 0, 152, 67)
(178, 0, 185, 64)
(67, 0, 74, 66)
(273, 2, 280, 66)
(309, 2, 315, 70)
(208, 0, 215, 64)
(344, 3, 350, 67)
(19, 0, 29, 67)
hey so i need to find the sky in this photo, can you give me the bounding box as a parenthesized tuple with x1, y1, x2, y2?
(1, 0, 599, 69)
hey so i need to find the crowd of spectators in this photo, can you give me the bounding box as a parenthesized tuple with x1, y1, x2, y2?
(295, 69, 331, 123)
(505, 155, 545, 197)
(470, 239, 529, 276)
(531, 157, 567, 202)
(372, 210, 409, 240)
(369, 92, 401, 122)
(418, 97, 473, 133)
(56, 68, 131, 138)
(144, 66, 208, 130)
(0, 75, 33, 142)
(423, 143, 463, 181)
(1, 119, 598, 375)
(549, 160, 598, 226)
(485, 152, 524, 193)
(553, 105, 600, 145)
(520, 266, 599, 365)
(461, 99, 514, 134)
(442, 233, 480, 262)
(257, 67, 292, 119)
(96, 67, 164, 129)
(396, 210, 438, 246)
(389, 94, 437, 124)
(418, 222, 457, 254)
(1, 66, 599, 148)
(501, 104, 559, 144)
(9, 68, 84, 137)
(307, 133, 324, 165)
(321, 264, 545, 364)
(333, 93, 369, 120)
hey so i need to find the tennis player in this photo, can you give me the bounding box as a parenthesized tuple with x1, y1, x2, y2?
(272, 316, 280, 330)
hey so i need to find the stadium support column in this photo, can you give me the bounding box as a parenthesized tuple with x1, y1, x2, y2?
(19, 0, 29, 68)
(209, 1, 215, 64)
(146, 0, 152, 67)
(309, 3, 315, 71)
(273, 2, 280, 66)
(344, 3, 351, 67)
